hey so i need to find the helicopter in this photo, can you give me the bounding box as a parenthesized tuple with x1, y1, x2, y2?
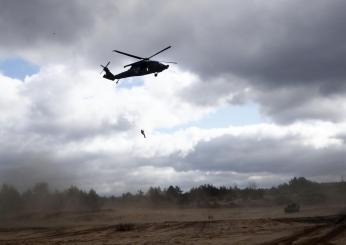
(101, 46, 176, 84)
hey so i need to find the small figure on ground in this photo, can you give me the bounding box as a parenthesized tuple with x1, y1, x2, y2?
(284, 202, 300, 213)
(140, 129, 146, 138)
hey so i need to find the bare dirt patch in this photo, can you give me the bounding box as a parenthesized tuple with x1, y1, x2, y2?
(0, 205, 345, 244)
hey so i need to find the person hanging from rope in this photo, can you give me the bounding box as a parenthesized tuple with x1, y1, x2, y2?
(140, 129, 146, 138)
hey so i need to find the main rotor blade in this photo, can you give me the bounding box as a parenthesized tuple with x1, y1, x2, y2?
(113, 50, 144, 60)
(159, 61, 177, 64)
(124, 60, 142, 68)
(148, 46, 171, 59)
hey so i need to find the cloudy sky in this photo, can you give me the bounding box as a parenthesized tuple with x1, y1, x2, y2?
(1, 0, 346, 194)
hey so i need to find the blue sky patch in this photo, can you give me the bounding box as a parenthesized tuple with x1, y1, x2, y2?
(0, 58, 39, 80)
(117, 78, 144, 89)
(194, 103, 264, 128)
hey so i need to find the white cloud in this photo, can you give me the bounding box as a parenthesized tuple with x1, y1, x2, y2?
(0, 74, 29, 125)
(2, 62, 346, 193)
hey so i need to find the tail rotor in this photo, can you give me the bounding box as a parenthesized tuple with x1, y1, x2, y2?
(100, 61, 111, 74)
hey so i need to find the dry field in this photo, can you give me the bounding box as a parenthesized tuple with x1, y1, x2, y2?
(0, 205, 345, 244)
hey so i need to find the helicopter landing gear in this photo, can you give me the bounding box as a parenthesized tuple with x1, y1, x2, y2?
(154, 73, 158, 77)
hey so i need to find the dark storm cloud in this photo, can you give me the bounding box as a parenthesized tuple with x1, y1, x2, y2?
(101, 0, 346, 88)
(104, 0, 346, 122)
(0, 0, 98, 47)
(75, 0, 346, 122)
(171, 134, 346, 178)
(0, 0, 118, 64)
(179, 75, 250, 106)
(180, 0, 346, 121)
(252, 83, 346, 123)
(3, 0, 346, 99)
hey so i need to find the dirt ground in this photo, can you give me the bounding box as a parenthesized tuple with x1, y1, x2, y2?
(0, 205, 345, 244)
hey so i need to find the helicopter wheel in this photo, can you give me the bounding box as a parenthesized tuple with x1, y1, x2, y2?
(154, 73, 158, 77)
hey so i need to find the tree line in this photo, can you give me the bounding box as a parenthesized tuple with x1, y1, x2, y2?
(0, 183, 102, 218)
(1, 177, 345, 217)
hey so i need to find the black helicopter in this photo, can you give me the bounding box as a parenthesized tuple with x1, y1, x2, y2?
(101, 46, 176, 83)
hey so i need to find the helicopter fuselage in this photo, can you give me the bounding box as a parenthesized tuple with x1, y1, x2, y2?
(103, 60, 169, 81)
(124, 60, 168, 77)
